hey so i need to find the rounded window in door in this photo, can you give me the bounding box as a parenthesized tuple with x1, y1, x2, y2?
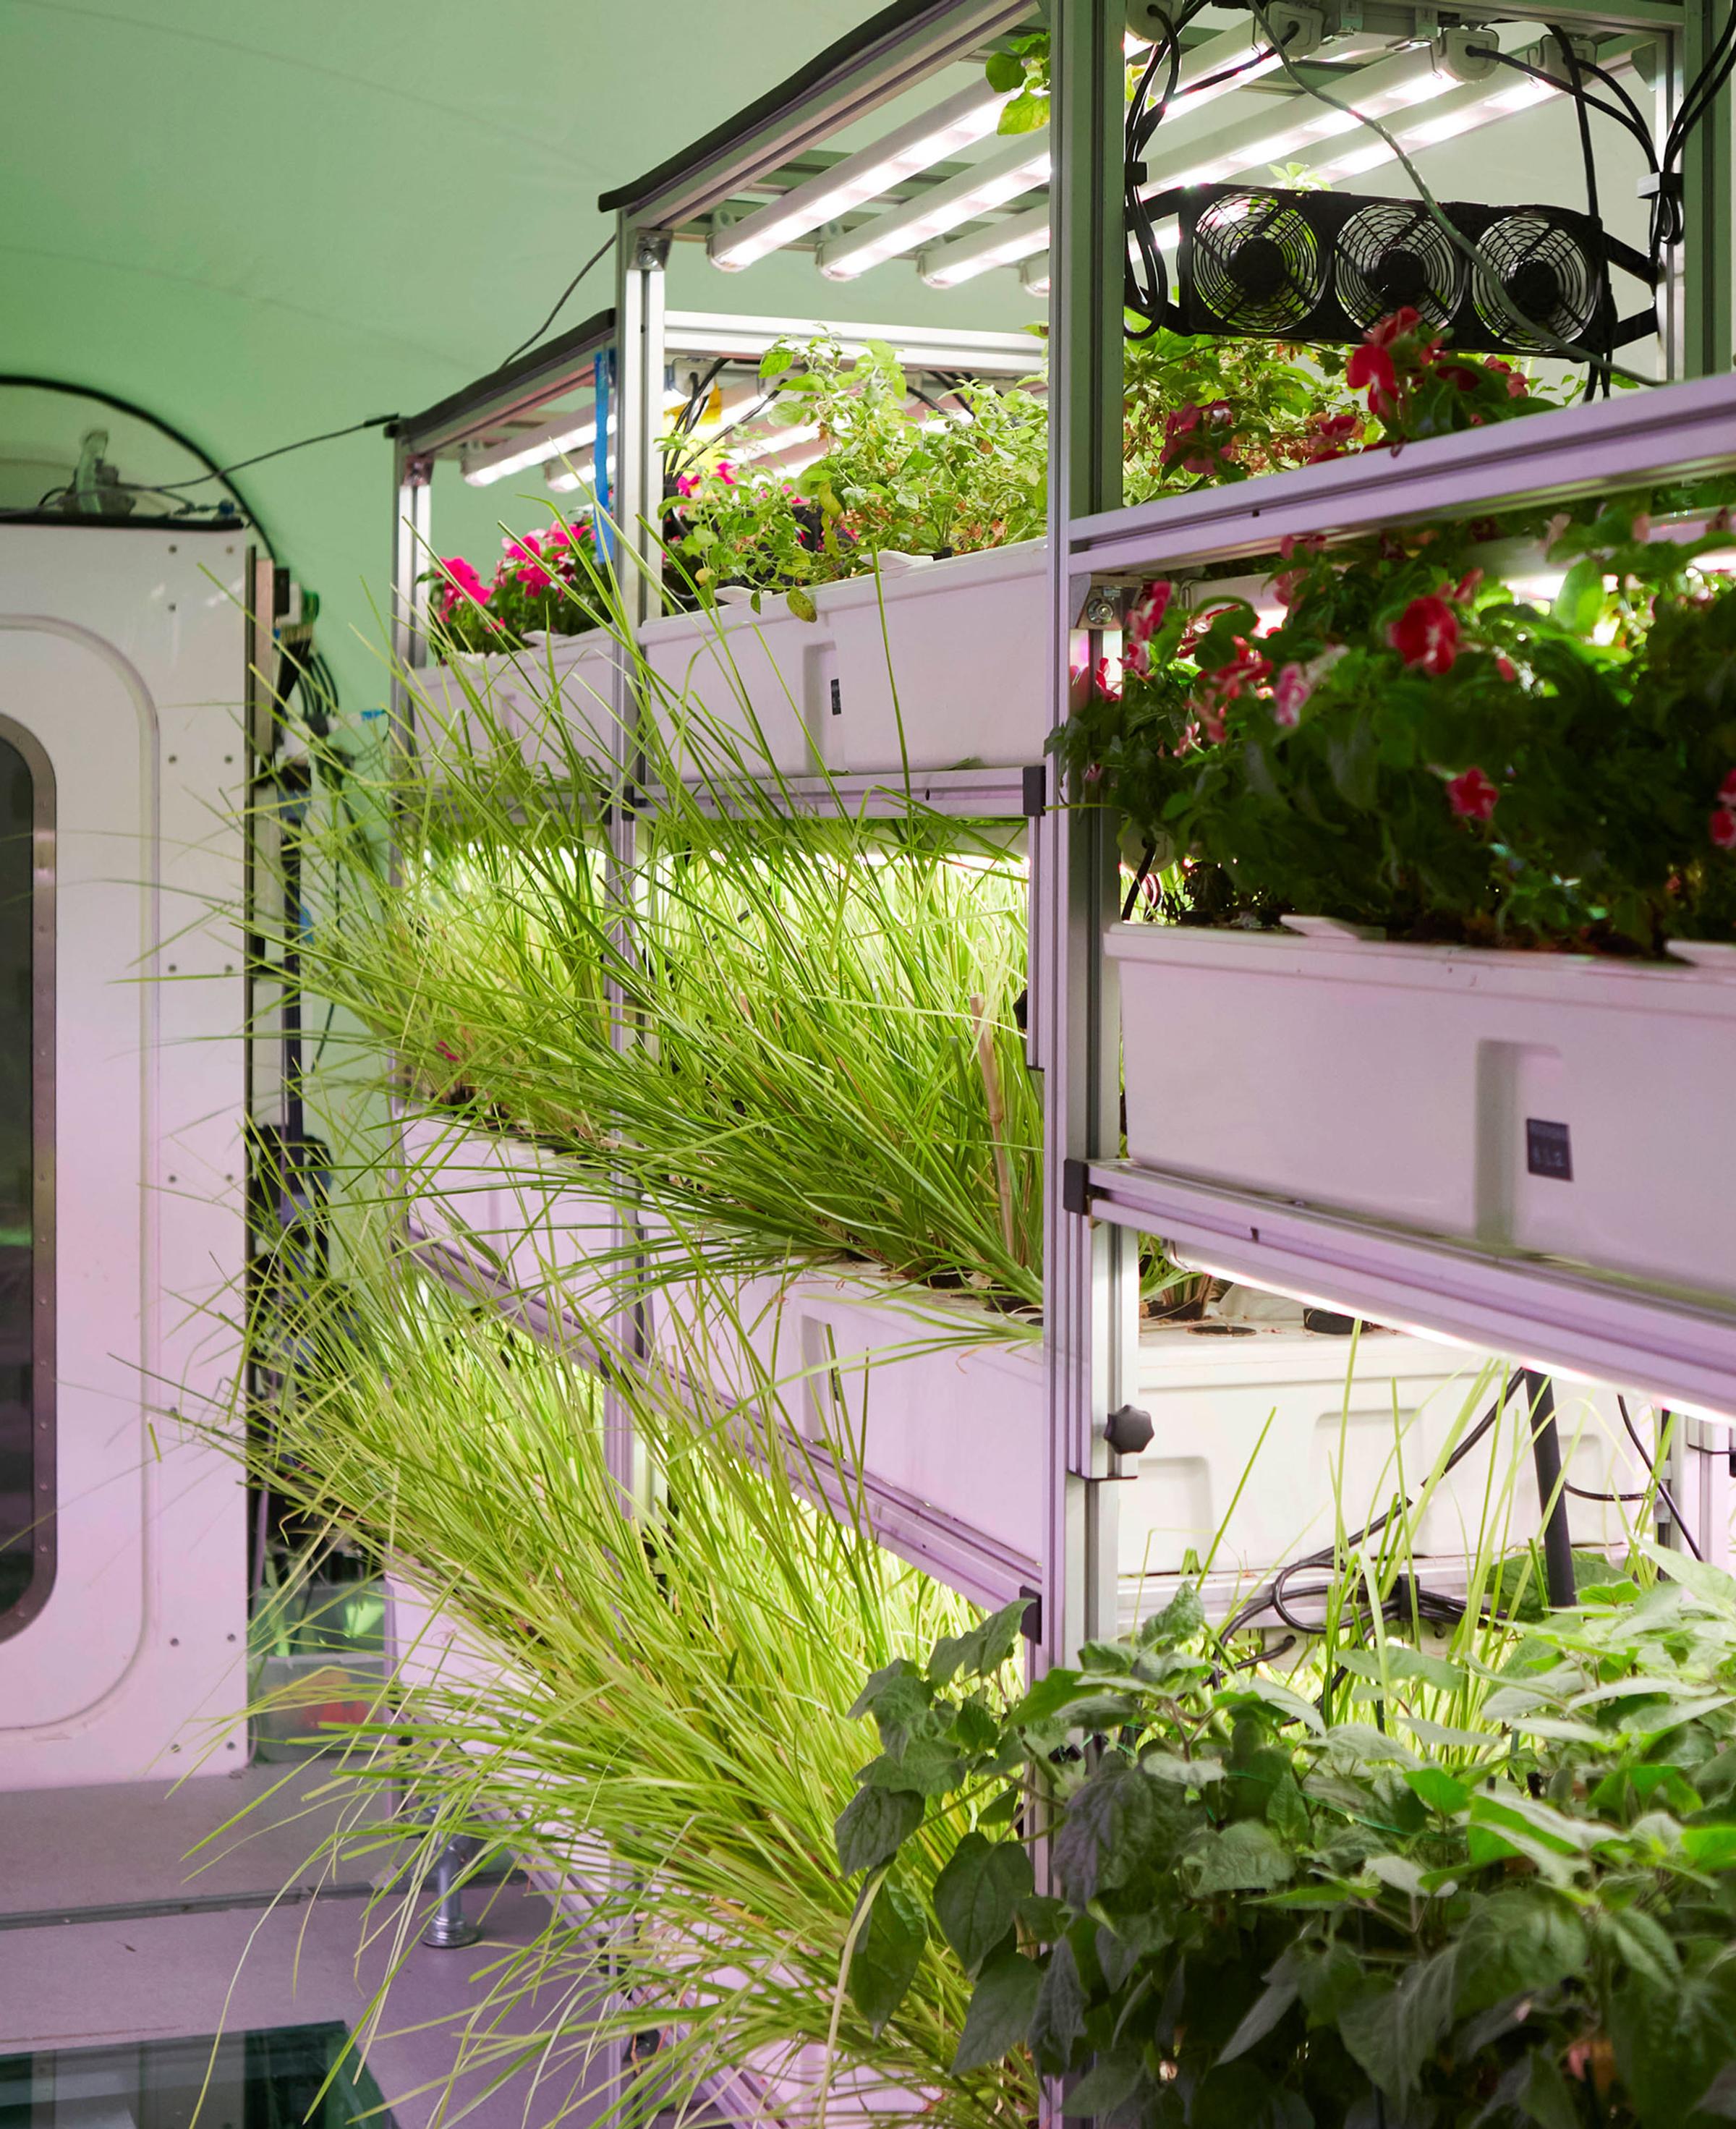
(0, 718, 52, 1636)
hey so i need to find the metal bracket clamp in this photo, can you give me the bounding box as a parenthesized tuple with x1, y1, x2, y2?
(1078, 584, 1124, 629)
(631, 231, 672, 272)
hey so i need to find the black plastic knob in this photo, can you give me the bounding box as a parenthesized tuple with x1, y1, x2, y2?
(1105, 1403, 1155, 1457)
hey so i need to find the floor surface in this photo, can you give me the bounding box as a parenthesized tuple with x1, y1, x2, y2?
(0, 1758, 614, 2129)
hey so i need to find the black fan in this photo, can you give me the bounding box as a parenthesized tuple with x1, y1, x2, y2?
(1335, 202, 1466, 333)
(1190, 191, 1327, 334)
(1472, 211, 1604, 352)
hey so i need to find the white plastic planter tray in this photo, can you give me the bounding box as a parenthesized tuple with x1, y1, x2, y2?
(1110, 923, 1736, 1310)
(416, 629, 623, 775)
(397, 1110, 623, 1301)
(1118, 1322, 1646, 1629)
(636, 539, 1048, 779)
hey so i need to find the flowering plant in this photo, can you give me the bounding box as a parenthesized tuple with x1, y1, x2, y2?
(1123, 331, 1366, 502)
(1052, 492, 1736, 953)
(662, 337, 1047, 608)
(420, 516, 607, 656)
(1343, 306, 1557, 445)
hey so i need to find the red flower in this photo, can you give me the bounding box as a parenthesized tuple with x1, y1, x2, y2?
(1712, 808, 1736, 849)
(1279, 532, 1327, 561)
(1495, 653, 1518, 683)
(1437, 362, 1481, 393)
(1485, 357, 1528, 399)
(1718, 768, 1736, 805)
(1123, 579, 1173, 679)
(1447, 767, 1499, 822)
(1346, 341, 1398, 419)
(1164, 403, 1200, 441)
(1199, 637, 1272, 710)
(1272, 662, 1311, 728)
(1390, 595, 1460, 675)
(1450, 569, 1484, 605)
(1369, 307, 1423, 347)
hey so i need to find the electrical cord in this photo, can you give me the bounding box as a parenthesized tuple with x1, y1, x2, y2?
(1221, 1372, 1528, 1639)
(1618, 1395, 1702, 1560)
(496, 232, 617, 373)
(1549, 27, 1613, 399)
(1488, 48, 1656, 169)
(1244, 0, 1657, 384)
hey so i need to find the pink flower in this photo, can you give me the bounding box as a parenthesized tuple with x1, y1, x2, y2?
(1272, 662, 1311, 728)
(1279, 532, 1327, 561)
(1123, 579, 1173, 678)
(542, 522, 571, 551)
(503, 535, 553, 593)
(1485, 357, 1528, 399)
(1165, 403, 1201, 441)
(1390, 595, 1460, 675)
(1450, 569, 1484, 605)
(1447, 766, 1499, 822)
(676, 472, 702, 499)
(1712, 808, 1736, 851)
(715, 460, 737, 487)
(1369, 306, 1423, 348)
(437, 556, 490, 616)
(1719, 768, 1736, 805)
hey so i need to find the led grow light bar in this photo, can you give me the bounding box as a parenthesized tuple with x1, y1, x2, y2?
(663, 310, 1045, 374)
(463, 414, 597, 486)
(919, 28, 1561, 290)
(708, 81, 1014, 271)
(817, 129, 1053, 281)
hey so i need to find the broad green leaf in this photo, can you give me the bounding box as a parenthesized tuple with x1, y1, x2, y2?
(1682, 1822, 1736, 1871)
(1063, 2049, 1144, 2118)
(847, 1877, 926, 2036)
(1516, 2048, 1586, 2129)
(1337, 1951, 1456, 2104)
(1139, 1584, 1204, 1649)
(1013, 1666, 1084, 1728)
(1218, 1965, 1301, 2064)
(786, 589, 817, 624)
(1554, 555, 1607, 636)
(757, 345, 794, 381)
(951, 1947, 1043, 2073)
(1178, 1819, 1295, 1897)
(1452, 1891, 1587, 2015)
(861, 1736, 962, 1798)
(1596, 1905, 1678, 1991)
(1141, 1750, 1225, 1787)
(997, 88, 1050, 134)
(1405, 1766, 1471, 1816)
(1635, 1537, 1736, 1615)
(1364, 1852, 1431, 1898)
(1016, 1893, 1068, 1942)
(933, 1831, 1034, 1975)
(1029, 1934, 1088, 2068)
(1051, 1760, 1162, 1905)
(835, 1783, 925, 1876)
(1267, 1771, 1311, 1845)
(1337, 1646, 1466, 1694)
(984, 49, 1026, 91)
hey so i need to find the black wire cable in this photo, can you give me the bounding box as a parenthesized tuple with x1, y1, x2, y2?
(496, 232, 617, 373)
(1221, 1372, 1523, 1639)
(1550, 27, 1612, 397)
(112, 413, 398, 498)
(1487, 49, 1656, 167)
(1619, 1396, 1703, 1560)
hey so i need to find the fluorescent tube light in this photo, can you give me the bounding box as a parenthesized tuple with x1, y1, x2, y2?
(463, 417, 597, 487)
(728, 422, 823, 463)
(708, 83, 1013, 271)
(1310, 63, 1555, 179)
(545, 459, 601, 494)
(817, 130, 1052, 281)
(663, 310, 1045, 376)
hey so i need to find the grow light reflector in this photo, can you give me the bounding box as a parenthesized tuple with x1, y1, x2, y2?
(708, 82, 1013, 271)
(817, 131, 1053, 281)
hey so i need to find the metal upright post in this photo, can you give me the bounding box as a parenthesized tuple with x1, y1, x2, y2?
(1682, 0, 1734, 378)
(1044, 0, 1133, 1671)
(601, 223, 671, 1516)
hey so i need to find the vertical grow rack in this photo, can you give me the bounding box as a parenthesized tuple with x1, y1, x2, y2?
(386, 0, 1736, 1694)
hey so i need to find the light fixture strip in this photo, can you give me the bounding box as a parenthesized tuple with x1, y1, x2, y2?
(708, 82, 1014, 272)
(816, 129, 1053, 281)
(462, 415, 598, 487)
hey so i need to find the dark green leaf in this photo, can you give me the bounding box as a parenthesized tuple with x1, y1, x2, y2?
(862, 1735, 962, 1797)
(951, 1947, 1043, 2073)
(1052, 1761, 1165, 1905)
(1218, 1960, 1301, 2064)
(1139, 1584, 1205, 1648)
(1012, 1666, 1084, 1728)
(1554, 556, 1606, 637)
(835, 1784, 925, 1876)
(1516, 2049, 1587, 2129)
(1178, 1819, 1295, 1897)
(1030, 1935, 1089, 2068)
(933, 1831, 1034, 1975)
(1063, 2049, 1144, 2118)
(847, 1878, 926, 2036)
(1596, 1905, 1678, 1992)
(949, 1697, 1001, 1757)
(1017, 1893, 1069, 1941)
(1338, 1951, 1456, 2104)
(1267, 1771, 1311, 1845)
(1453, 1893, 1587, 2017)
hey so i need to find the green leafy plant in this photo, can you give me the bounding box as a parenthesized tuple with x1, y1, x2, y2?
(1053, 490, 1736, 952)
(837, 1554, 1736, 2128)
(663, 338, 1047, 604)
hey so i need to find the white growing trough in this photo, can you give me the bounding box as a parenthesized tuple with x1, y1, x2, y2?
(415, 629, 624, 777)
(399, 1118, 1649, 1620)
(637, 539, 1049, 778)
(1109, 923, 1736, 1315)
